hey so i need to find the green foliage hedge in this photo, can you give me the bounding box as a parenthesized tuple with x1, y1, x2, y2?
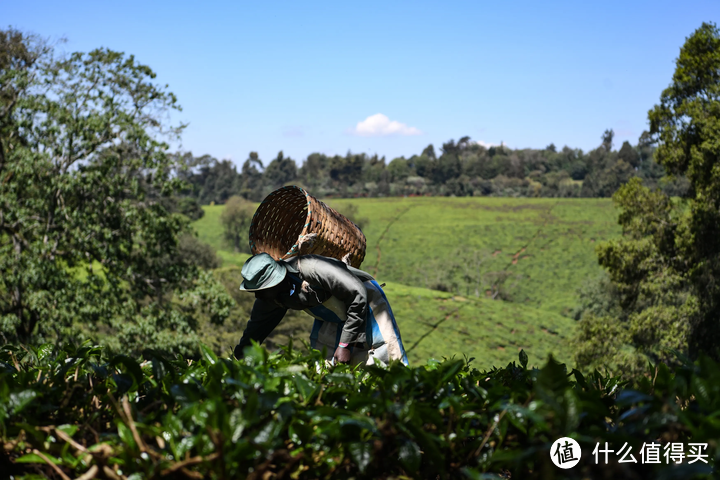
(1, 343, 718, 479)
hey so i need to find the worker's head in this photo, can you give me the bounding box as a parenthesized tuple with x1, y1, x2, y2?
(239, 253, 290, 300)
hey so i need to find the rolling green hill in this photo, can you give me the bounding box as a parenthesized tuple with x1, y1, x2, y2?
(191, 196, 619, 365)
(329, 197, 620, 316)
(385, 281, 575, 366)
(192, 205, 251, 267)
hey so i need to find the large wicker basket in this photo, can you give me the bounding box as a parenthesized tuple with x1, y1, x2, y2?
(248, 186, 366, 268)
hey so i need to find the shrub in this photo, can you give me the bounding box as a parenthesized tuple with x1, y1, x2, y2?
(1, 343, 718, 478)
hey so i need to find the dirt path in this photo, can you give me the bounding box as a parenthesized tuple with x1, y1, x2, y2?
(500, 201, 559, 271)
(405, 303, 469, 354)
(392, 201, 558, 353)
(372, 205, 414, 277)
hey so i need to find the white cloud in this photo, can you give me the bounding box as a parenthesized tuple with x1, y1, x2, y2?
(473, 140, 504, 149)
(348, 113, 422, 137)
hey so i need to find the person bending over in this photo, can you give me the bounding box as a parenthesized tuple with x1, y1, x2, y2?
(234, 253, 408, 366)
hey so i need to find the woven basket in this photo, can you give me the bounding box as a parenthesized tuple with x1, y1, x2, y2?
(248, 186, 366, 268)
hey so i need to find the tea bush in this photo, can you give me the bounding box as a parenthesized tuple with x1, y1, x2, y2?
(1, 343, 717, 479)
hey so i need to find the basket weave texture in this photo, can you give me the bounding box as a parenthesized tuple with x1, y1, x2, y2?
(248, 186, 366, 268)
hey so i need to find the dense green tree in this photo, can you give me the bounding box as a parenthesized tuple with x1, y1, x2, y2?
(173, 197, 206, 221)
(421, 143, 436, 160)
(264, 151, 297, 188)
(429, 151, 462, 184)
(387, 157, 411, 182)
(569, 160, 588, 180)
(463, 153, 499, 180)
(177, 136, 668, 202)
(220, 195, 254, 253)
(441, 136, 470, 156)
(329, 153, 364, 186)
(0, 29, 232, 353)
(238, 151, 264, 201)
(409, 154, 432, 178)
(647, 22, 720, 357)
(196, 157, 241, 204)
(361, 154, 387, 186)
(595, 158, 635, 197)
(618, 140, 640, 168)
(178, 233, 221, 270)
(601, 129, 614, 152)
(580, 143, 633, 197)
(573, 179, 691, 371)
(574, 22, 720, 371)
(298, 152, 328, 189)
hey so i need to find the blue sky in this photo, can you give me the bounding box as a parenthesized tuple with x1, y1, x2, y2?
(4, 1, 719, 167)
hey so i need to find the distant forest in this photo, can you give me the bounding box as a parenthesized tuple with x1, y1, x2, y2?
(174, 129, 688, 212)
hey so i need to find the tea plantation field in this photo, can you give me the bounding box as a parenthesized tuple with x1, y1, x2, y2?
(329, 197, 620, 316)
(5, 342, 717, 479)
(192, 207, 251, 267)
(191, 197, 619, 366)
(384, 281, 575, 366)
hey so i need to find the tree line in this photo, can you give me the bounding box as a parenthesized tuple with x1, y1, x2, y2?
(175, 130, 688, 207)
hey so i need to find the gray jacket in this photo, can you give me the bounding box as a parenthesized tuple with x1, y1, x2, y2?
(236, 255, 374, 355)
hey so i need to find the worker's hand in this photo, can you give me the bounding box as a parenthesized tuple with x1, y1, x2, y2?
(233, 344, 245, 360)
(334, 346, 351, 364)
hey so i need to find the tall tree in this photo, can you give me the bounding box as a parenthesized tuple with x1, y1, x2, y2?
(387, 157, 410, 182)
(617, 141, 640, 168)
(221, 196, 255, 253)
(299, 153, 329, 189)
(574, 23, 720, 371)
(239, 151, 264, 201)
(195, 158, 241, 204)
(329, 153, 363, 186)
(601, 129, 615, 152)
(421, 144, 436, 160)
(264, 151, 297, 188)
(0, 29, 232, 353)
(647, 22, 720, 356)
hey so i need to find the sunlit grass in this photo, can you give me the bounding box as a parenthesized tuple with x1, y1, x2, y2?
(385, 281, 575, 366)
(328, 196, 620, 316)
(193, 204, 254, 267)
(190, 196, 620, 365)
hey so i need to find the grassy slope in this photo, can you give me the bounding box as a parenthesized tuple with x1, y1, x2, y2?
(329, 197, 620, 316)
(385, 280, 575, 366)
(193, 205, 252, 267)
(191, 197, 619, 366)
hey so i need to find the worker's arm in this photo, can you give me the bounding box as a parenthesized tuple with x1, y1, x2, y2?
(300, 256, 367, 345)
(234, 299, 287, 359)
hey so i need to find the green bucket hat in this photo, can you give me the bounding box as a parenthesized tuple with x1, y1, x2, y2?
(239, 253, 297, 292)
